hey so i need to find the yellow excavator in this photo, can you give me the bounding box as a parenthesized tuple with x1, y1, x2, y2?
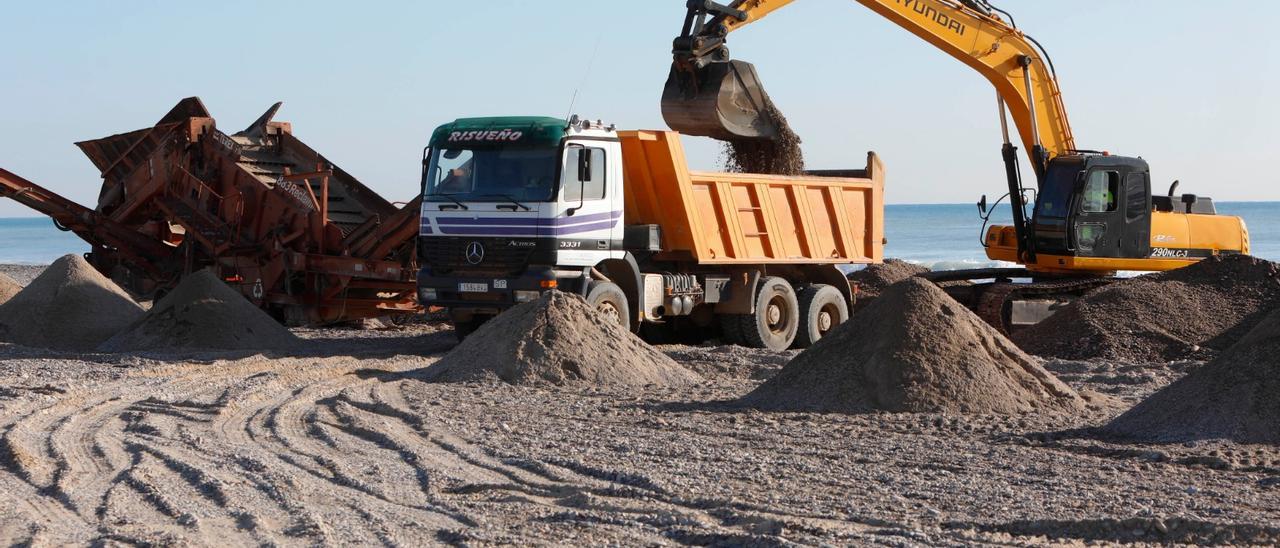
(661, 0, 1250, 329)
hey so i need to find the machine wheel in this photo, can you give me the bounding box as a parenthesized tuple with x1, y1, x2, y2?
(793, 284, 849, 349)
(737, 276, 799, 351)
(452, 315, 492, 341)
(586, 282, 631, 331)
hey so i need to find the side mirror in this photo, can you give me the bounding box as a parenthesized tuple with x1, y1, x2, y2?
(420, 147, 431, 194)
(977, 194, 988, 216)
(567, 177, 586, 217)
(567, 146, 589, 217)
(578, 149, 592, 182)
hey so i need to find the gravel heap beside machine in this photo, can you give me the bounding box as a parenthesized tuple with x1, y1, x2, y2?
(0, 97, 421, 324)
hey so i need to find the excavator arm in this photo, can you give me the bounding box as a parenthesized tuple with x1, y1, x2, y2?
(663, 0, 1077, 175)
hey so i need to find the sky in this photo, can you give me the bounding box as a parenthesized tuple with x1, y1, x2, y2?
(1, 1, 1277, 217)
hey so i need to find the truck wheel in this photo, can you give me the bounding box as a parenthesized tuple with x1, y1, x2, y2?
(738, 276, 799, 351)
(452, 315, 492, 341)
(587, 282, 631, 331)
(794, 284, 849, 349)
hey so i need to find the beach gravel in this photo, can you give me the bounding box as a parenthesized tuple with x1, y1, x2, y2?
(0, 263, 1277, 545)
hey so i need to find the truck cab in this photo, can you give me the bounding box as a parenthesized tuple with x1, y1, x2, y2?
(417, 116, 629, 335)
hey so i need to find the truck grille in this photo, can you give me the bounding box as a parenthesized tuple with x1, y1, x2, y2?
(420, 237, 535, 277)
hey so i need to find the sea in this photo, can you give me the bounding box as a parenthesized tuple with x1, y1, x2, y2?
(0, 202, 1275, 267)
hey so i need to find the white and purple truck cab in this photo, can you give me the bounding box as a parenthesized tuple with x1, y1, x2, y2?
(417, 115, 637, 336)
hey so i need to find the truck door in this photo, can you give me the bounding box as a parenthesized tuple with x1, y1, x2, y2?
(557, 144, 618, 261)
(1073, 169, 1123, 258)
(1119, 171, 1152, 258)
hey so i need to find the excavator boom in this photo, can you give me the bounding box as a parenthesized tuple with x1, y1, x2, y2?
(662, 0, 1077, 172)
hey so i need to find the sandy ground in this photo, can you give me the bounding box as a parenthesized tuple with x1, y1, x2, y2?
(0, 265, 47, 287)
(1, 267, 1279, 546)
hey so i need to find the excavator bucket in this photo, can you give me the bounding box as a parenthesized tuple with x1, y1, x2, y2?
(661, 59, 779, 141)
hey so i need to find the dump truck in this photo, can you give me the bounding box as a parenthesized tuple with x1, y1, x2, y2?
(416, 115, 883, 350)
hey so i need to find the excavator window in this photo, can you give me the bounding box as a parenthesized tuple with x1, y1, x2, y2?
(1082, 171, 1119, 213)
(1124, 173, 1148, 221)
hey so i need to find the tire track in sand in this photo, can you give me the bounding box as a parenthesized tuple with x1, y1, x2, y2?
(211, 360, 475, 541)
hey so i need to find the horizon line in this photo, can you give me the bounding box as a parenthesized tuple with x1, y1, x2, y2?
(2, 199, 1277, 219)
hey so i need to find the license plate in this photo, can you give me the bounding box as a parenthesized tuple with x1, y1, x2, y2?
(458, 283, 488, 293)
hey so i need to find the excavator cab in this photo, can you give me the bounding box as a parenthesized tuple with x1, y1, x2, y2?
(1030, 155, 1153, 261)
(661, 59, 779, 140)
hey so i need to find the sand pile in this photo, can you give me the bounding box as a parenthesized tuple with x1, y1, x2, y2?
(0, 273, 21, 305)
(424, 291, 701, 388)
(1015, 255, 1280, 362)
(722, 98, 805, 175)
(99, 270, 298, 352)
(745, 278, 1084, 414)
(847, 259, 929, 311)
(1104, 307, 1280, 444)
(0, 254, 143, 351)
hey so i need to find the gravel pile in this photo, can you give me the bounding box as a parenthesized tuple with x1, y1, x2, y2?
(745, 278, 1086, 415)
(721, 98, 805, 175)
(0, 264, 47, 286)
(423, 291, 702, 388)
(1104, 307, 1280, 444)
(847, 259, 929, 311)
(0, 254, 143, 351)
(0, 273, 21, 305)
(99, 270, 298, 352)
(1015, 255, 1280, 362)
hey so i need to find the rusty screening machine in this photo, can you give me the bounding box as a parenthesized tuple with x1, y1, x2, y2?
(0, 98, 421, 324)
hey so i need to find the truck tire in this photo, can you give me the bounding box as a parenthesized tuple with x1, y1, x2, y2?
(587, 282, 631, 331)
(794, 284, 849, 349)
(737, 276, 799, 351)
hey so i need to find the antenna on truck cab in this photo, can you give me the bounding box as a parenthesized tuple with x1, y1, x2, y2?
(563, 35, 604, 123)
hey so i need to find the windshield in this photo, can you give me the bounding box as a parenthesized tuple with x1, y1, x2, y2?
(1034, 162, 1079, 220)
(423, 146, 559, 203)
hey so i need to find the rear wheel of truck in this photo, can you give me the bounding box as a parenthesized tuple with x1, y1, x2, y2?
(794, 284, 849, 349)
(587, 282, 631, 331)
(737, 276, 799, 351)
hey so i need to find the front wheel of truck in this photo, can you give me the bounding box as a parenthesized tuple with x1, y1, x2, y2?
(587, 282, 631, 331)
(737, 276, 800, 351)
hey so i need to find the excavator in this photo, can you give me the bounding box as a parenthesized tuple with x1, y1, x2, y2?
(661, 0, 1250, 330)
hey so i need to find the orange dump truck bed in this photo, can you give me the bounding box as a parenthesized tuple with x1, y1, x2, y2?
(619, 130, 884, 265)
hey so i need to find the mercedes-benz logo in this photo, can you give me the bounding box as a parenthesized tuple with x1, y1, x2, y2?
(465, 241, 485, 265)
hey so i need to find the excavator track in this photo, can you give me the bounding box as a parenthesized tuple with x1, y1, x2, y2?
(971, 277, 1114, 334)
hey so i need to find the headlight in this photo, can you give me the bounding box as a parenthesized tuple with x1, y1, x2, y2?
(419, 288, 438, 302)
(514, 290, 540, 303)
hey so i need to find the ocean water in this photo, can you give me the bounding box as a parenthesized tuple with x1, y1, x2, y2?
(0, 202, 1274, 267)
(0, 217, 91, 264)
